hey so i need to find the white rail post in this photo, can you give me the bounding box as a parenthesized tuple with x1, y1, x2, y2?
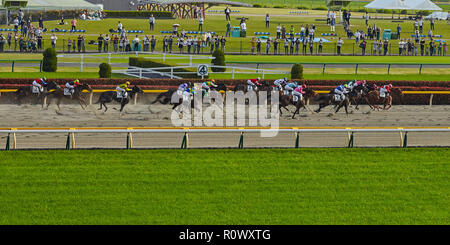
(262, 70, 265, 79)
(139, 68, 142, 78)
(232, 67, 235, 79)
(108, 53, 111, 64)
(163, 53, 165, 62)
(429, 94, 434, 108)
(189, 55, 192, 66)
(134, 93, 138, 105)
(89, 92, 93, 105)
(171, 68, 174, 79)
(80, 54, 83, 72)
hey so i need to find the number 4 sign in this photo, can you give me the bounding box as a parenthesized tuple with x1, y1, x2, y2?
(197, 64, 209, 78)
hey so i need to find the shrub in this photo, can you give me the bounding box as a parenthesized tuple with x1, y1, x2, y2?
(104, 10, 173, 18)
(99, 63, 111, 78)
(42, 48, 57, 72)
(297, 6, 310, 10)
(291, 64, 304, 79)
(211, 49, 226, 73)
(417, 10, 432, 16)
(273, 5, 285, 9)
(400, 10, 408, 14)
(253, 4, 262, 8)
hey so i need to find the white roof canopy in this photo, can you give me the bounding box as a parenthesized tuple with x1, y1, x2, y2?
(365, 0, 410, 10)
(404, 0, 442, 11)
(365, 0, 443, 11)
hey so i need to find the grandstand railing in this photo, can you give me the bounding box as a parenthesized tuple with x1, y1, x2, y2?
(1, 127, 449, 150)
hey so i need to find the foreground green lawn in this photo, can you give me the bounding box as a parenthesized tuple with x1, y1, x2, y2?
(0, 148, 448, 225)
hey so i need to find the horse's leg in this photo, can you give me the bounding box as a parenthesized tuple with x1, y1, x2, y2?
(104, 103, 108, 112)
(98, 100, 103, 110)
(56, 98, 61, 111)
(77, 98, 86, 110)
(279, 105, 283, 116)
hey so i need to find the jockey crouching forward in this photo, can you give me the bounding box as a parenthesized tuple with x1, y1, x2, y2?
(247, 77, 261, 91)
(284, 81, 298, 95)
(201, 80, 217, 96)
(333, 84, 348, 101)
(116, 81, 132, 100)
(379, 84, 392, 98)
(32, 77, 47, 94)
(273, 77, 287, 91)
(65, 79, 81, 97)
(292, 84, 306, 102)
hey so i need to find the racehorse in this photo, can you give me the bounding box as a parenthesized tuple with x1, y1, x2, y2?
(151, 83, 228, 105)
(366, 87, 402, 110)
(314, 92, 351, 116)
(15, 81, 59, 105)
(97, 85, 143, 112)
(233, 81, 270, 93)
(291, 88, 318, 119)
(43, 83, 92, 110)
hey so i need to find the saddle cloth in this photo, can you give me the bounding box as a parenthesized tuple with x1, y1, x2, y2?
(64, 88, 72, 96)
(32, 86, 43, 94)
(117, 91, 128, 99)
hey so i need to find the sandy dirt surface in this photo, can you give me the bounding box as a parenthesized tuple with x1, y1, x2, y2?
(0, 94, 449, 148)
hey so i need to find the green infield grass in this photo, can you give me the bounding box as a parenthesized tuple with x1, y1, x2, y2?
(0, 148, 448, 225)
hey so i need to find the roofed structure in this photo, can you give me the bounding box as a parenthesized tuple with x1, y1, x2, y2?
(137, 0, 252, 19)
(0, 0, 102, 11)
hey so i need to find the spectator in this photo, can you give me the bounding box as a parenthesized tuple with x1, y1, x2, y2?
(265, 14, 270, 28)
(326, 11, 330, 25)
(414, 20, 418, 31)
(51, 34, 57, 49)
(337, 37, 343, 55)
(318, 39, 323, 54)
(302, 37, 307, 54)
(178, 36, 184, 53)
(383, 39, 389, 56)
(225, 5, 231, 21)
(420, 38, 425, 56)
(118, 21, 123, 32)
(330, 11, 336, 32)
(0, 34, 4, 52)
(97, 34, 103, 52)
(418, 18, 423, 33)
(7, 33, 11, 50)
(104, 34, 110, 52)
(281, 25, 286, 39)
(265, 38, 271, 54)
(289, 25, 294, 39)
(39, 15, 44, 29)
(125, 36, 131, 51)
(284, 38, 288, 55)
(397, 24, 401, 39)
(256, 38, 261, 54)
(13, 17, 19, 32)
(71, 18, 77, 31)
(226, 21, 231, 37)
(360, 39, 367, 55)
(168, 35, 173, 53)
(77, 35, 82, 52)
(198, 15, 204, 31)
(240, 20, 246, 37)
(309, 38, 314, 55)
(133, 35, 140, 51)
(428, 29, 433, 40)
(443, 42, 447, 56)
(193, 35, 198, 53)
(162, 36, 168, 53)
(429, 40, 435, 56)
(113, 35, 119, 52)
(220, 36, 226, 52)
(196, 36, 201, 54)
(149, 14, 155, 31)
(187, 36, 192, 53)
(67, 38, 72, 53)
(143, 35, 149, 52)
(276, 24, 281, 39)
(365, 12, 369, 27)
(430, 16, 435, 31)
(295, 38, 300, 54)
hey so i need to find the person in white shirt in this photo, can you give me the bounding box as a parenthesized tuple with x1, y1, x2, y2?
(51, 34, 57, 48)
(337, 37, 343, 55)
(133, 35, 140, 51)
(149, 14, 155, 31)
(198, 16, 204, 31)
(276, 24, 281, 39)
(365, 12, 370, 26)
(118, 21, 123, 32)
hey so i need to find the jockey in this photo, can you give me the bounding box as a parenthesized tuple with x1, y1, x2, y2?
(346, 80, 357, 90)
(273, 77, 287, 91)
(65, 79, 81, 95)
(201, 79, 217, 96)
(333, 84, 348, 101)
(247, 77, 261, 91)
(116, 81, 132, 99)
(292, 84, 306, 102)
(284, 81, 298, 95)
(32, 77, 47, 93)
(379, 84, 392, 98)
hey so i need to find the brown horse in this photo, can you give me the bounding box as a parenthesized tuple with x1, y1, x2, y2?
(315, 93, 351, 116)
(291, 88, 318, 119)
(365, 87, 402, 110)
(15, 81, 59, 105)
(43, 83, 92, 110)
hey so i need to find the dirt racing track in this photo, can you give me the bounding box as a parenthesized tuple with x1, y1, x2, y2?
(0, 93, 449, 149)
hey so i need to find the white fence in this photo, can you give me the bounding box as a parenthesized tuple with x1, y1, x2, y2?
(2, 128, 449, 150)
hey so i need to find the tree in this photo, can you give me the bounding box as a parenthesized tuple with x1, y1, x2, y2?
(99, 63, 112, 78)
(211, 49, 226, 73)
(291, 64, 304, 79)
(42, 48, 57, 72)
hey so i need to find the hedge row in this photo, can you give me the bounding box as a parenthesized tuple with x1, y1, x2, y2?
(0, 78, 448, 88)
(104, 11, 173, 18)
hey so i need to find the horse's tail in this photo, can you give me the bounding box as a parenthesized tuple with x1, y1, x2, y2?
(151, 92, 170, 104)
